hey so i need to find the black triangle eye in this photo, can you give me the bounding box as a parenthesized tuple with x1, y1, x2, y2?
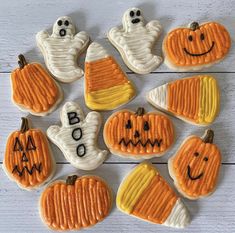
(136, 10, 141, 16)
(26, 136, 36, 151)
(126, 120, 132, 129)
(144, 121, 149, 131)
(130, 11, 134, 17)
(57, 20, 62, 26)
(13, 137, 23, 151)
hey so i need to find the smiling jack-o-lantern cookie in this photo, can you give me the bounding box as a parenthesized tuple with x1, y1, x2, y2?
(3, 118, 55, 190)
(107, 7, 162, 74)
(40, 174, 112, 230)
(168, 129, 221, 200)
(163, 22, 231, 71)
(36, 16, 90, 83)
(103, 107, 174, 159)
(47, 101, 108, 170)
(117, 163, 190, 228)
(147, 75, 220, 125)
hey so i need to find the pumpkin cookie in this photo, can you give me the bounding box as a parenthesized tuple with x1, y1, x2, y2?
(147, 75, 220, 125)
(107, 7, 162, 74)
(85, 42, 136, 110)
(168, 129, 222, 200)
(163, 22, 231, 71)
(36, 16, 90, 83)
(10, 54, 63, 116)
(47, 101, 108, 170)
(117, 162, 190, 228)
(3, 118, 55, 190)
(103, 107, 174, 159)
(40, 174, 112, 230)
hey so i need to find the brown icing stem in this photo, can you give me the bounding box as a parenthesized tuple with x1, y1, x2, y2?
(18, 54, 27, 69)
(20, 117, 30, 133)
(66, 175, 78, 185)
(190, 22, 200, 31)
(202, 129, 214, 144)
(135, 107, 145, 116)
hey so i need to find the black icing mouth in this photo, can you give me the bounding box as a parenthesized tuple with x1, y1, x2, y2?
(184, 41, 215, 56)
(59, 29, 66, 37)
(119, 138, 162, 147)
(187, 165, 203, 180)
(12, 163, 42, 177)
(132, 18, 140, 24)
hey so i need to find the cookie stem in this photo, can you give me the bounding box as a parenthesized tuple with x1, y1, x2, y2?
(202, 129, 214, 144)
(18, 54, 27, 69)
(190, 22, 200, 31)
(135, 107, 145, 116)
(20, 117, 30, 133)
(66, 175, 78, 185)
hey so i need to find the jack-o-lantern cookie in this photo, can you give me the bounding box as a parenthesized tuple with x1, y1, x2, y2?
(3, 118, 55, 190)
(40, 174, 112, 230)
(163, 22, 231, 71)
(47, 101, 108, 170)
(117, 163, 190, 228)
(85, 42, 136, 110)
(107, 7, 162, 74)
(168, 129, 222, 200)
(103, 107, 174, 159)
(10, 54, 63, 116)
(147, 75, 220, 125)
(36, 16, 90, 83)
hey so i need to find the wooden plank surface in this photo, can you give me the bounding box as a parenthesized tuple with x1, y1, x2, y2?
(0, 0, 235, 232)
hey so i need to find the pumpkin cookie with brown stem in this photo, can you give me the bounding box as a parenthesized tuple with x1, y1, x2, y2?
(168, 129, 222, 200)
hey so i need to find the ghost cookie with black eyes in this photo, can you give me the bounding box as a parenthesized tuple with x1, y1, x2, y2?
(163, 22, 231, 71)
(47, 101, 108, 170)
(107, 7, 162, 74)
(168, 129, 222, 200)
(36, 16, 90, 83)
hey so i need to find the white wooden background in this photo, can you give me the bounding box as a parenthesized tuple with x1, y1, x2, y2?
(0, 0, 235, 232)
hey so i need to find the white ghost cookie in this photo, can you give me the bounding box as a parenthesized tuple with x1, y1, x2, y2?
(107, 8, 162, 74)
(36, 16, 90, 83)
(47, 102, 108, 170)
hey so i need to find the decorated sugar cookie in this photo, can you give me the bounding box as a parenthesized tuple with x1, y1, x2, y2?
(47, 101, 107, 170)
(103, 107, 174, 159)
(107, 7, 162, 74)
(10, 54, 63, 116)
(147, 75, 220, 125)
(36, 16, 90, 83)
(85, 42, 136, 110)
(168, 129, 221, 200)
(3, 118, 55, 190)
(117, 163, 190, 228)
(40, 174, 112, 230)
(163, 22, 231, 71)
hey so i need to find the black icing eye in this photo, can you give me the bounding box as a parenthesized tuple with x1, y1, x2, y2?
(188, 35, 193, 41)
(144, 121, 149, 131)
(200, 33, 205, 41)
(13, 138, 23, 152)
(64, 20, 69, 26)
(136, 10, 141, 16)
(26, 136, 36, 151)
(126, 120, 132, 129)
(130, 11, 135, 17)
(57, 20, 62, 26)
(203, 157, 208, 162)
(194, 152, 199, 157)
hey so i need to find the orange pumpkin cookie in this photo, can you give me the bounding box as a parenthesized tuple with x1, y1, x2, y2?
(168, 129, 221, 200)
(163, 22, 231, 71)
(117, 162, 190, 228)
(85, 42, 136, 110)
(3, 118, 55, 190)
(40, 174, 112, 230)
(147, 75, 220, 125)
(103, 107, 174, 159)
(10, 54, 63, 116)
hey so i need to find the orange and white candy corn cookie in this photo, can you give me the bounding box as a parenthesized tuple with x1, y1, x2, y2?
(85, 42, 136, 110)
(147, 75, 220, 125)
(117, 163, 190, 228)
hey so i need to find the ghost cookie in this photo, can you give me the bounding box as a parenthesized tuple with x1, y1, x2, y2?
(10, 54, 63, 116)
(117, 162, 190, 228)
(103, 107, 174, 159)
(47, 101, 108, 170)
(3, 118, 55, 190)
(147, 75, 220, 126)
(168, 129, 222, 200)
(40, 174, 112, 230)
(36, 16, 90, 83)
(163, 22, 231, 71)
(107, 7, 162, 74)
(85, 42, 136, 110)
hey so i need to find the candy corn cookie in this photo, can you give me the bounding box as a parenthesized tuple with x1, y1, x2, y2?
(168, 129, 222, 200)
(117, 163, 190, 228)
(147, 75, 220, 126)
(85, 42, 136, 110)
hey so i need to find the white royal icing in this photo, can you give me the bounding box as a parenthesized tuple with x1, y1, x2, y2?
(85, 42, 109, 62)
(36, 16, 90, 83)
(47, 102, 107, 170)
(108, 7, 162, 74)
